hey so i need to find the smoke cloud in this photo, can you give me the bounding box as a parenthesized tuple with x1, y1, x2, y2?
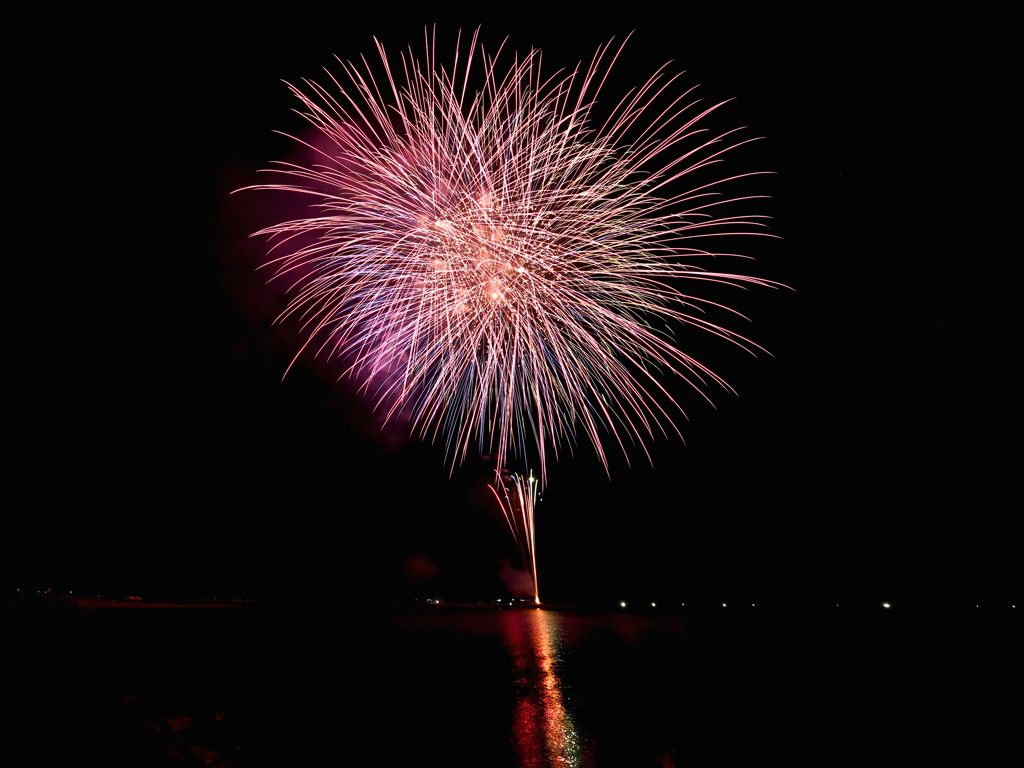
(403, 553, 440, 581)
(498, 558, 534, 598)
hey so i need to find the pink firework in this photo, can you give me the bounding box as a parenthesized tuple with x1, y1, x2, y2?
(243, 29, 777, 487)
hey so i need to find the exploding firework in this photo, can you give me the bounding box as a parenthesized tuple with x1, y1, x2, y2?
(243, 29, 777, 487)
(489, 469, 541, 603)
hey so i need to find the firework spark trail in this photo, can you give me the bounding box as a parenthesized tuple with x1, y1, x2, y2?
(489, 470, 540, 603)
(241, 28, 779, 487)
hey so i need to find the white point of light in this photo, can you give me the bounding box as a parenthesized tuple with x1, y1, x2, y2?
(620, 601, 626, 608)
(722, 603, 727, 607)
(883, 602, 891, 609)
(651, 602, 656, 607)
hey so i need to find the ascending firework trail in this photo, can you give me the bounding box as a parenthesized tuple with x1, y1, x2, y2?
(489, 470, 540, 603)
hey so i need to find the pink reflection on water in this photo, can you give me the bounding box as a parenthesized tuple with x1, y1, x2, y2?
(500, 610, 584, 767)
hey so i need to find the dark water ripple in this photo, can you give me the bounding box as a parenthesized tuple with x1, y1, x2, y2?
(6, 606, 1019, 766)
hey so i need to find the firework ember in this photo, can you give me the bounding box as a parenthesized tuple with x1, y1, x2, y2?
(243, 29, 777, 487)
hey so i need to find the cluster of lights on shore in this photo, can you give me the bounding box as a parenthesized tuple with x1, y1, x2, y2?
(481, 599, 1019, 609)
(619, 601, 754, 608)
(609, 601, 1020, 609)
(9, 589, 1015, 614)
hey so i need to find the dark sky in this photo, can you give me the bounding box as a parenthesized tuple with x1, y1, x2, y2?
(9, 6, 1017, 604)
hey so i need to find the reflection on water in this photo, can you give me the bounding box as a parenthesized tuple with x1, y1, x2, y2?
(500, 610, 584, 767)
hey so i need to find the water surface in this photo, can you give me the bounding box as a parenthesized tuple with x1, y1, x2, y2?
(9, 605, 1018, 766)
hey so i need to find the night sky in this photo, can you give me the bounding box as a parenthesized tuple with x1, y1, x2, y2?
(9, 6, 1017, 606)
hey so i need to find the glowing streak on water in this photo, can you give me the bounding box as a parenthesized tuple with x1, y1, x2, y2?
(503, 610, 582, 767)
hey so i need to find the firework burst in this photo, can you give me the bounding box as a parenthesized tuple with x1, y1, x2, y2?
(243, 29, 778, 487)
